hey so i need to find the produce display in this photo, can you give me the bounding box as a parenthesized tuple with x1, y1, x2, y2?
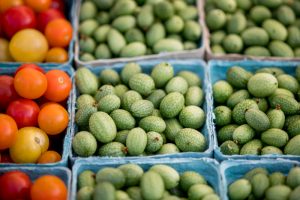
(73, 62, 206, 157)
(0, 0, 72, 63)
(78, 0, 202, 61)
(0, 170, 68, 200)
(205, 0, 300, 57)
(213, 66, 300, 156)
(228, 166, 300, 200)
(76, 163, 220, 200)
(3, 0, 300, 199)
(0, 63, 72, 164)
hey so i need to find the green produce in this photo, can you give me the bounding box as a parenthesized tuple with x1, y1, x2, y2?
(228, 179, 252, 200)
(213, 65, 300, 156)
(126, 127, 147, 156)
(219, 140, 240, 155)
(77, 164, 220, 199)
(74, 62, 206, 158)
(72, 131, 97, 157)
(206, 0, 300, 57)
(79, 0, 201, 60)
(78, 170, 96, 189)
(228, 166, 300, 200)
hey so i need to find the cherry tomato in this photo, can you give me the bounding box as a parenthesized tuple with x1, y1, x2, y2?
(14, 68, 48, 99)
(37, 8, 64, 32)
(0, 75, 19, 111)
(45, 47, 68, 63)
(50, 0, 64, 13)
(0, 171, 32, 200)
(0, 114, 18, 150)
(15, 63, 45, 74)
(6, 99, 40, 128)
(2, 6, 36, 38)
(44, 69, 71, 102)
(38, 103, 69, 135)
(37, 150, 61, 163)
(0, 0, 24, 13)
(24, 0, 51, 12)
(0, 38, 13, 62)
(10, 127, 49, 163)
(45, 18, 72, 48)
(31, 175, 67, 200)
(9, 29, 49, 62)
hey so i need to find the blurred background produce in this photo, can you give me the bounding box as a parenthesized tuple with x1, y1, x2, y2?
(205, 0, 300, 57)
(78, 0, 202, 61)
(0, 0, 72, 63)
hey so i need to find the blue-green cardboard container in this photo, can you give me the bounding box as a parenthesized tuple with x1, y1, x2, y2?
(0, 65, 74, 167)
(221, 159, 300, 200)
(74, 0, 205, 68)
(70, 59, 214, 164)
(71, 158, 224, 200)
(208, 60, 300, 161)
(0, 0, 76, 68)
(0, 166, 71, 199)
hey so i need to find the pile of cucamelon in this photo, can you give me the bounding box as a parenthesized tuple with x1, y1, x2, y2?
(205, 0, 300, 57)
(213, 66, 300, 156)
(78, 0, 202, 61)
(76, 163, 220, 200)
(228, 166, 300, 200)
(73, 62, 206, 157)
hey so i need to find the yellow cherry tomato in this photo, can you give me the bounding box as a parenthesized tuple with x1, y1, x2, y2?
(0, 38, 13, 62)
(45, 47, 68, 63)
(9, 127, 49, 163)
(9, 29, 49, 62)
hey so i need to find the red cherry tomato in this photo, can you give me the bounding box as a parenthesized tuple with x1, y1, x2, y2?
(6, 99, 40, 128)
(0, 171, 32, 200)
(15, 63, 45, 75)
(50, 0, 65, 13)
(0, 75, 19, 111)
(37, 9, 64, 32)
(2, 5, 37, 38)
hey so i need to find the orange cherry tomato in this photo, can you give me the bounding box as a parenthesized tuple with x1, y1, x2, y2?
(0, 0, 24, 13)
(45, 47, 68, 63)
(30, 175, 67, 200)
(44, 69, 71, 102)
(24, 0, 51, 12)
(37, 150, 61, 163)
(14, 68, 47, 99)
(45, 19, 72, 48)
(0, 114, 18, 150)
(38, 103, 69, 135)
